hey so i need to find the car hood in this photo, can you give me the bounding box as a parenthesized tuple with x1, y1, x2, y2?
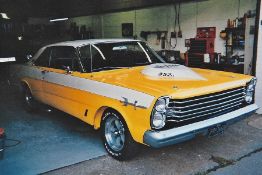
(86, 63, 252, 99)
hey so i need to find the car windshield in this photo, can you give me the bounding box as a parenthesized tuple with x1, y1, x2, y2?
(78, 41, 164, 72)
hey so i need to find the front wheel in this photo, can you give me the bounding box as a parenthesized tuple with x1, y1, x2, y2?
(101, 110, 138, 160)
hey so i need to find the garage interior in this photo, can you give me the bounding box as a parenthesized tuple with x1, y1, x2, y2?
(0, 0, 262, 174)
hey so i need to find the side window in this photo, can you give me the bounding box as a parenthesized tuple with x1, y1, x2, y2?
(34, 48, 51, 67)
(49, 46, 80, 71)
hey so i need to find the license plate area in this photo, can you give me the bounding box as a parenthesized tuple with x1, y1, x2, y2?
(207, 124, 225, 137)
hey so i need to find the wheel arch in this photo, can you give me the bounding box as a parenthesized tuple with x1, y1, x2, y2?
(93, 106, 131, 132)
(20, 79, 32, 92)
(93, 103, 151, 144)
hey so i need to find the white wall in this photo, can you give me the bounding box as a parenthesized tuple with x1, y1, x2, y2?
(67, 0, 257, 54)
(255, 0, 262, 114)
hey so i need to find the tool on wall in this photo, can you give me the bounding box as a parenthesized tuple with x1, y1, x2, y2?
(160, 33, 166, 49)
(140, 31, 167, 42)
(122, 23, 133, 37)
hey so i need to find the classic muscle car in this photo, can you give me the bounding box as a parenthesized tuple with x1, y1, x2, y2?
(15, 39, 258, 160)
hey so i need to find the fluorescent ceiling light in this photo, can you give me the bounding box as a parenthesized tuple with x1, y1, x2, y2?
(50, 18, 68, 22)
(0, 57, 16, 63)
(0, 13, 10, 19)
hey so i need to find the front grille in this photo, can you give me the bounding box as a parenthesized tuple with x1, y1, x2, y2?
(166, 87, 246, 126)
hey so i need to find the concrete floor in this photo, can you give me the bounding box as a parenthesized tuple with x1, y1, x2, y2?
(0, 74, 261, 174)
(210, 151, 262, 175)
(43, 116, 262, 175)
(0, 81, 106, 175)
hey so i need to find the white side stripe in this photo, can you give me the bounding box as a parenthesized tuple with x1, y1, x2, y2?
(25, 67, 155, 108)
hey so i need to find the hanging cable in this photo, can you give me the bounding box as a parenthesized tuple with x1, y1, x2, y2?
(178, 2, 181, 35)
(195, 0, 198, 29)
(237, 0, 240, 18)
(4, 138, 21, 149)
(174, 4, 177, 34)
(165, 7, 169, 49)
(172, 4, 178, 48)
(134, 10, 137, 38)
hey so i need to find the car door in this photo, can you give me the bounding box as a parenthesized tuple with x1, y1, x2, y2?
(30, 47, 52, 102)
(42, 46, 82, 117)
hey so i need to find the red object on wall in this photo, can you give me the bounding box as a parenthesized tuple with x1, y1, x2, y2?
(185, 27, 216, 67)
(196, 27, 216, 38)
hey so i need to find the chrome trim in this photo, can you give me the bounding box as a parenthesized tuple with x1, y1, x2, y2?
(170, 87, 245, 104)
(167, 102, 242, 122)
(119, 97, 147, 109)
(144, 104, 258, 148)
(169, 93, 245, 109)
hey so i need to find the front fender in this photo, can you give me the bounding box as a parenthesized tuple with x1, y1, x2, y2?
(93, 99, 154, 144)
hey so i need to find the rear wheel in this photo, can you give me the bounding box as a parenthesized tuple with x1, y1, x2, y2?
(22, 85, 38, 112)
(101, 110, 139, 160)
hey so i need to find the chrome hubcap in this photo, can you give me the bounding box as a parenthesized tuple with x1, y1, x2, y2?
(105, 115, 125, 152)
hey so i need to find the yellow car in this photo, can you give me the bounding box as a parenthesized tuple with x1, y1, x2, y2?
(17, 39, 258, 160)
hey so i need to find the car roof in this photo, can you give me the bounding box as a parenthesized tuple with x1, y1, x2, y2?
(32, 39, 141, 61)
(46, 39, 140, 48)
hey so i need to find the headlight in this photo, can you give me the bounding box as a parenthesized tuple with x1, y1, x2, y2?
(247, 78, 257, 91)
(245, 91, 254, 103)
(151, 97, 169, 129)
(245, 78, 257, 104)
(155, 98, 168, 112)
(151, 112, 166, 129)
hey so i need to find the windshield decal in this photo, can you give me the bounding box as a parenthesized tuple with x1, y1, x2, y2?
(112, 46, 128, 51)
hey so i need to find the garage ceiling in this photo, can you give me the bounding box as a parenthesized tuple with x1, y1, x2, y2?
(0, 0, 201, 20)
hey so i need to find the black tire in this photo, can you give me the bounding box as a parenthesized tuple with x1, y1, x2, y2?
(101, 109, 139, 160)
(22, 85, 38, 112)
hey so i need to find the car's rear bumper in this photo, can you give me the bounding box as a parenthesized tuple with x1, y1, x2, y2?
(143, 104, 259, 148)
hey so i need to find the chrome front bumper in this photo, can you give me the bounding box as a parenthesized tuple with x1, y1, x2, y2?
(143, 104, 259, 148)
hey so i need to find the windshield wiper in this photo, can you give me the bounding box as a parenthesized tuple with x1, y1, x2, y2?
(92, 66, 128, 72)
